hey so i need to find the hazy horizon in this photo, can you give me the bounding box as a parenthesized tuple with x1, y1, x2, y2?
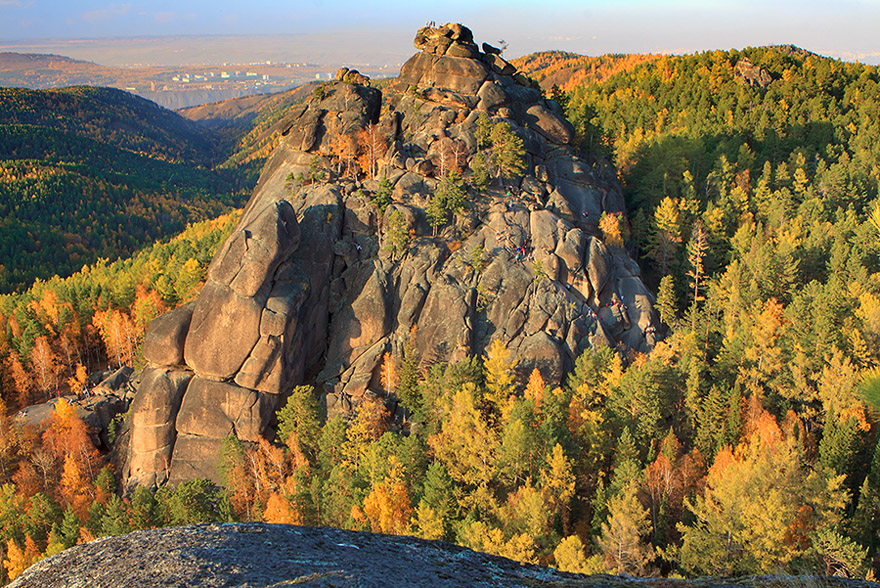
(1, 1, 879, 68)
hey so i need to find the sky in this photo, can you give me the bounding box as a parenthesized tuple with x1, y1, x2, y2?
(0, 0, 878, 66)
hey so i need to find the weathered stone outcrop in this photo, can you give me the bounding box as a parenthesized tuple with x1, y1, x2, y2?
(735, 58, 773, 89)
(125, 23, 661, 488)
(13, 523, 877, 588)
(128, 367, 192, 487)
(142, 303, 193, 367)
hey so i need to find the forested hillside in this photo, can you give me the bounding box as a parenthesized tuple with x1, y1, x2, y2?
(0, 212, 239, 407)
(0, 87, 252, 292)
(0, 87, 218, 163)
(550, 46, 880, 574)
(512, 50, 658, 93)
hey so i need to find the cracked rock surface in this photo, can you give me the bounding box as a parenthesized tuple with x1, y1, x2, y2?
(126, 23, 663, 489)
(11, 523, 878, 588)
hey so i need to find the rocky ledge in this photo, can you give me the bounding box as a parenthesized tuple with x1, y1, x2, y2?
(9, 523, 878, 588)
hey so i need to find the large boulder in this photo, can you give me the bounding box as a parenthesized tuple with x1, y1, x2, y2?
(142, 303, 194, 367)
(175, 377, 276, 442)
(183, 281, 264, 380)
(525, 103, 575, 145)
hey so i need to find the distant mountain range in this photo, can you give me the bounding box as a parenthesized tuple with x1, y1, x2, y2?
(0, 51, 393, 109)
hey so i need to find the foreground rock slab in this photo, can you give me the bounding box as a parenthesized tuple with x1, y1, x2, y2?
(10, 523, 879, 588)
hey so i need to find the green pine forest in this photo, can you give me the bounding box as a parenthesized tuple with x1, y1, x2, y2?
(0, 86, 256, 292)
(1, 45, 880, 581)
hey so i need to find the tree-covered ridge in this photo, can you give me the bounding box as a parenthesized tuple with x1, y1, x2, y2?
(0, 86, 218, 164)
(511, 51, 659, 93)
(564, 46, 880, 213)
(0, 212, 239, 408)
(527, 46, 880, 576)
(0, 88, 253, 292)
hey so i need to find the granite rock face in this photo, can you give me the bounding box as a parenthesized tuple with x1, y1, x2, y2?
(12, 523, 877, 588)
(126, 23, 661, 489)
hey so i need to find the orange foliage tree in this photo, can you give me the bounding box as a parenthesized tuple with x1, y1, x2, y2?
(355, 123, 388, 179)
(93, 309, 138, 368)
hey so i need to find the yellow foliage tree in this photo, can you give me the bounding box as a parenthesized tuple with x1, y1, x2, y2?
(60, 453, 92, 519)
(363, 456, 413, 535)
(461, 520, 538, 564)
(484, 339, 517, 416)
(678, 410, 848, 575)
(599, 212, 625, 248)
(553, 535, 592, 574)
(342, 398, 390, 471)
(413, 501, 444, 540)
(597, 484, 653, 576)
(263, 491, 299, 525)
(380, 353, 397, 395)
(428, 383, 499, 511)
(67, 363, 88, 395)
(540, 443, 576, 531)
(3, 538, 27, 580)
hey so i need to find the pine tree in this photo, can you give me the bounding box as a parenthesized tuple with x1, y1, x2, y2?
(396, 335, 421, 418)
(655, 274, 677, 329)
(129, 486, 158, 530)
(383, 209, 409, 260)
(470, 151, 490, 190)
(276, 385, 322, 460)
(475, 112, 492, 151)
(489, 121, 526, 183)
(59, 505, 80, 548)
(420, 462, 455, 535)
(100, 494, 129, 536)
(425, 193, 447, 235)
(437, 169, 467, 216)
(373, 176, 394, 214)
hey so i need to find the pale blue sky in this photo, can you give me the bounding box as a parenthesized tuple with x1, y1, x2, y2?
(0, 0, 878, 65)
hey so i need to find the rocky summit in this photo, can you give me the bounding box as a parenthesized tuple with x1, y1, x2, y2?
(124, 23, 661, 489)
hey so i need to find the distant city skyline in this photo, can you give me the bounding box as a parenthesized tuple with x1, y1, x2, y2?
(0, 0, 878, 66)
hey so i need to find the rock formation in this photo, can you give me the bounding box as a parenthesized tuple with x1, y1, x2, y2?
(125, 23, 661, 489)
(734, 58, 773, 89)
